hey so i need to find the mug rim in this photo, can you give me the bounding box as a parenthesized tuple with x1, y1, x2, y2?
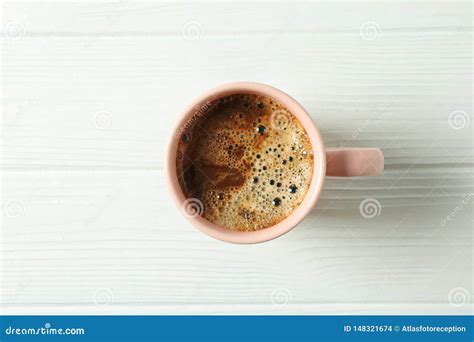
(166, 82, 326, 243)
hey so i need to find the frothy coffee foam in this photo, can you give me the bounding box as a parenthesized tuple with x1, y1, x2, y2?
(176, 93, 314, 231)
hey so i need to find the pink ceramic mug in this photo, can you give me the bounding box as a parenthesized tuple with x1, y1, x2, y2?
(166, 82, 384, 244)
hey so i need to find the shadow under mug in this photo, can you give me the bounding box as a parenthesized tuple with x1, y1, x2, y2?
(166, 82, 384, 244)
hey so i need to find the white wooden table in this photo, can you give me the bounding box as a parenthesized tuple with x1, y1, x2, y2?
(1, 1, 472, 315)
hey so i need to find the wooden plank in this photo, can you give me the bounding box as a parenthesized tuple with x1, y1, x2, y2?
(3, 33, 472, 169)
(3, 2, 471, 34)
(1, 304, 471, 316)
(2, 170, 471, 309)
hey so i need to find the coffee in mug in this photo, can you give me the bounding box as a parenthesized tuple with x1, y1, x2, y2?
(176, 93, 313, 231)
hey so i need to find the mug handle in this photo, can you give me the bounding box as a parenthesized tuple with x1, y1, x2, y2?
(325, 148, 384, 177)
